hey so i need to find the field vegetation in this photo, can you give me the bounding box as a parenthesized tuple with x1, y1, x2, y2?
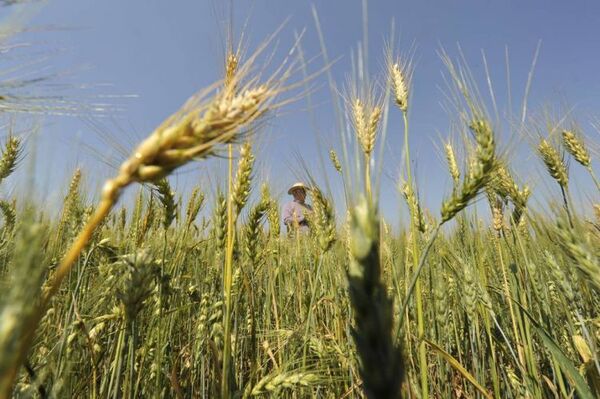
(0, 2, 599, 398)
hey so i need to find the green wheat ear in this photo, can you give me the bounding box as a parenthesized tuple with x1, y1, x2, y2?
(185, 187, 204, 228)
(153, 178, 176, 229)
(0, 200, 16, 232)
(562, 130, 591, 168)
(232, 142, 255, 216)
(244, 198, 269, 266)
(0, 137, 21, 186)
(311, 186, 336, 253)
(441, 118, 496, 223)
(212, 191, 228, 254)
(329, 149, 342, 173)
(538, 139, 568, 187)
(347, 197, 404, 399)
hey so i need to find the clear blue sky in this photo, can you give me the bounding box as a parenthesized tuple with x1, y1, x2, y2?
(4, 0, 600, 225)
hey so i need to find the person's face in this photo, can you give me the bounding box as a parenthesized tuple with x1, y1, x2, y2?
(292, 188, 306, 202)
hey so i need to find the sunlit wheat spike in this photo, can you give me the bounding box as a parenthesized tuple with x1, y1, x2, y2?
(153, 178, 176, 229)
(491, 202, 504, 233)
(311, 186, 336, 252)
(351, 95, 382, 159)
(389, 61, 409, 112)
(444, 142, 460, 185)
(352, 98, 368, 151)
(65, 168, 82, 202)
(265, 201, 281, 240)
(492, 164, 516, 200)
(511, 185, 530, 225)
(260, 182, 270, 204)
(213, 191, 227, 253)
(561, 130, 591, 168)
(56, 168, 83, 239)
(469, 118, 495, 169)
(185, 187, 204, 228)
(329, 149, 342, 172)
(0, 136, 21, 185)
(402, 182, 426, 233)
(367, 106, 382, 147)
(244, 198, 269, 265)
(232, 142, 255, 215)
(491, 164, 529, 224)
(0, 200, 15, 231)
(249, 372, 319, 396)
(260, 183, 280, 239)
(441, 118, 496, 223)
(538, 139, 568, 187)
(224, 53, 239, 88)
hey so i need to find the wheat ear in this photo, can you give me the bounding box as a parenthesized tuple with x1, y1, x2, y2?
(562, 129, 600, 191)
(329, 149, 342, 173)
(311, 186, 336, 253)
(347, 197, 404, 398)
(538, 138, 573, 225)
(0, 136, 21, 186)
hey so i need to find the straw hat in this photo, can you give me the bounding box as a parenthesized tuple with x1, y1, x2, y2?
(287, 182, 308, 195)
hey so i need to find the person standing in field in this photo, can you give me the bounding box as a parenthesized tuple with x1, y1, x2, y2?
(282, 182, 312, 234)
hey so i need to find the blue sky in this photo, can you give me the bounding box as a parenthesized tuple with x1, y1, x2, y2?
(3, 0, 600, 225)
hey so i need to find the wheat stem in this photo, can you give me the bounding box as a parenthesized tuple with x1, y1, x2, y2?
(401, 110, 429, 399)
(559, 185, 574, 228)
(222, 143, 236, 399)
(399, 223, 441, 325)
(586, 166, 600, 193)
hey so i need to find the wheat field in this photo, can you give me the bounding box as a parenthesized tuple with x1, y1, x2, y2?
(0, 2, 599, 399)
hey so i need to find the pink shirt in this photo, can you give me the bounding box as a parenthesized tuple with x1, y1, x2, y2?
(282, 199, 312, 231)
